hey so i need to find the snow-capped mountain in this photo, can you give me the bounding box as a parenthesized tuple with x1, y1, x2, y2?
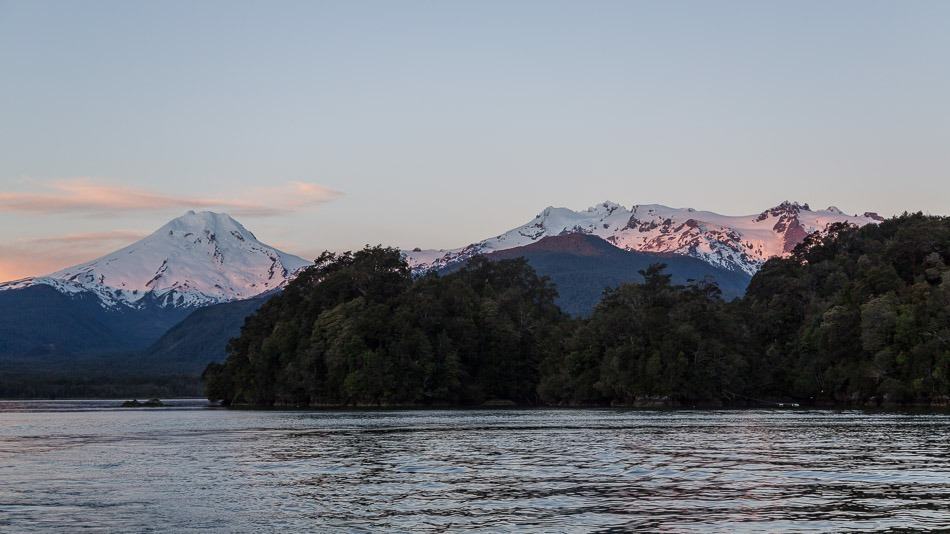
(0, 211, 311, 308)
(0, 202, 882, 309)
(404, 201, 884, 276)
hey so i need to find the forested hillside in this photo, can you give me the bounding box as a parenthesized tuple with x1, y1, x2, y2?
(741, 213, 950, 405)
(204, 249, 566, 406)
(205, 214, 950, 407)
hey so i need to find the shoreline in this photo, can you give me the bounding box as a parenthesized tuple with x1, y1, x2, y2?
(3, 397, 948, 411)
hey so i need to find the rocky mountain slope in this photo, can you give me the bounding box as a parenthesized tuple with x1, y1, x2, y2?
(405, 201, 883, 276)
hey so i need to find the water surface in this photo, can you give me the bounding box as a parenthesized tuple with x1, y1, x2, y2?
(1, 401, 948, 532)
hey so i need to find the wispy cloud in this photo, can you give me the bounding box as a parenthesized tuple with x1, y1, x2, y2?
(26, 230, 147, 245)
(0, 230, 147, 281)
(0, 178, 342, 217)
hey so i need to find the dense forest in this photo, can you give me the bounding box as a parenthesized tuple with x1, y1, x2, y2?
(204, 250, 567, 406)
(204, 214, 950, 407)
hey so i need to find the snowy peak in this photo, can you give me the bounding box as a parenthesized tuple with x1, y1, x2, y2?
(755, 200, 808, 221)
(405, 201, 881, 276)
(160, 210, 259, 244)
(1, 211, 311, 308)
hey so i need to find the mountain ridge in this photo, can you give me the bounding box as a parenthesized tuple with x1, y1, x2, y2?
(404, 200, 882, 276)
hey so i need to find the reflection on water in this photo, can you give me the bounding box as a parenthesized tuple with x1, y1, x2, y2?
(1, 401, 948, 532)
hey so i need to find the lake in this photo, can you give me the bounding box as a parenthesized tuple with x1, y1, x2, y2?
(1, 401, 948, 532)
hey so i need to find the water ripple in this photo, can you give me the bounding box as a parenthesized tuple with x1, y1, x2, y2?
(0, 403, 948, 532)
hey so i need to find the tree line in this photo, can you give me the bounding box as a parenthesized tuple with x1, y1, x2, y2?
(204, 213, 950, 407)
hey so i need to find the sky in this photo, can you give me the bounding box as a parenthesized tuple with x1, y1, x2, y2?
(1, 0, 949, 280)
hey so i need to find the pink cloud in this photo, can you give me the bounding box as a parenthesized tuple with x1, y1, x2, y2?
(0, 179, 342, 216)
(0, 230, 147, 281)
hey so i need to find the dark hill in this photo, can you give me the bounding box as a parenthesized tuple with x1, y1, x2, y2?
(0, 285, 193, 358)
(467, 234, 751, 315)
(143, 296, 269, 374)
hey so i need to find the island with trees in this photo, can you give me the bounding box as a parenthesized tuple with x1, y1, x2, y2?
(204, 214, 950, 408)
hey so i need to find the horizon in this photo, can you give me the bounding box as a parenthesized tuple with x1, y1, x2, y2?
(0, 198, 898, 281)
(3, 1, 949, 279)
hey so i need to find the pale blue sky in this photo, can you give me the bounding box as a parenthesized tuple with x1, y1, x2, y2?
(1, 1, 948, 278)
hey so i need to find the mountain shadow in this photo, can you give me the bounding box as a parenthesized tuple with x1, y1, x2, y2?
(464, 234, 751, 315)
